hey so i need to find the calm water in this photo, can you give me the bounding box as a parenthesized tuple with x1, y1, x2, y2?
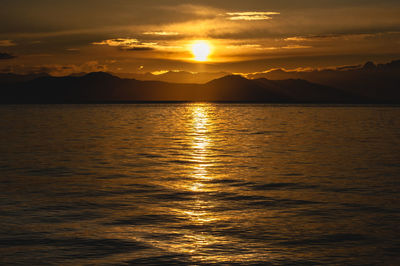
(0, 104, 399, 265)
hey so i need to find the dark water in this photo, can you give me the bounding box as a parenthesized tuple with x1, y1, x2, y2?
(0, 104, 399, 265)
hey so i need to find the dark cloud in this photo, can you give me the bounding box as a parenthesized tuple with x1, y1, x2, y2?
(1, 61, 107, 76)
(0, 52, 16, 59)
(123, 47, 155, 51)
(336, 65, 362, 70)
(284, 31, 400, 42)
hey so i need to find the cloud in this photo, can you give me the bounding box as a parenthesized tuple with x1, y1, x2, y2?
(284, 34, 350, 42)
(282, 45, 312, 49)
(93, 38, 139, 47)
(142, 31, 179, 36)
(284, 32, 400, 43)
(0, 52, 16, 60)
(226, 11, 280, 21)
(284, 37, 307, 42)
(151, 70, 169, 75)
(162, 4, 221, 18)
(226, 44, 261, 49)
(0, 40, 16, 47)
(124, 47, 154, 51)
(4, 61, 108, 76)
(336, 65, 362, 71)
(92, 38, 183, 52)
(93, 38, 160, 51)
(66, 48, 80, 53)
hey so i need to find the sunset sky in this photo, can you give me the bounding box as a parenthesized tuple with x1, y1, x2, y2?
(1, 0, 399, 76)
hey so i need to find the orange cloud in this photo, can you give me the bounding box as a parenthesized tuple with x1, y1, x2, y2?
(93, 38, 139, 47)
(93, 38, 158, 51)
(226, 44, 261, 49)
(142, 31, 180, 36)
(284, 37, 307, 42)
(226, 11, 280, 21)
(282, 45, 312, 49)
(0, 40, 16, 47)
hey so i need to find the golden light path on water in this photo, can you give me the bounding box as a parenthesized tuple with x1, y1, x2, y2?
(172, 104, 222, 259)
(101, 103, 253, 264)
(163, 103, 269, 263)
(92, 103, 276, 264)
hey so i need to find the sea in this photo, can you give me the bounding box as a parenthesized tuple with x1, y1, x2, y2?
(0, 103, 399, 265)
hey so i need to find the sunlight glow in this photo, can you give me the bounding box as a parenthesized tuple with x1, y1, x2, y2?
(191, 41, 212, 62)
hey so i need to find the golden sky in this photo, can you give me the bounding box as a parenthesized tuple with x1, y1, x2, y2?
(0, 0, 399, 77)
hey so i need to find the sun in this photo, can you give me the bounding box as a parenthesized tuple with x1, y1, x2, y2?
(191, 41, 212, 62)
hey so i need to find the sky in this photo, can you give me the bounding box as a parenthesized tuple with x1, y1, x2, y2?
(0, 0, 399, 77)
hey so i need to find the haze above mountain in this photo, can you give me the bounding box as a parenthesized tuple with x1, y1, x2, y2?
(111, 71, 230, 84)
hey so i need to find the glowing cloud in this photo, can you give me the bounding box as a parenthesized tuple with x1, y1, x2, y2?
(93, 38, 157, 51)
(0, 40, 16, 47)
(226, 11, 280, 21)
(93, 38, 139, 47)
(284, 37, 307, 42)
(226, 44, 261, 49)
(282, 45, 312, 49)
(151, 70, 169, 75)
(143, 31, 180, 36)
(92, 38, 184, 52)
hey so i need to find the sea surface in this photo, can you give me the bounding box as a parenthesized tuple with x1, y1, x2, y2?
(0, 104, 399, 265)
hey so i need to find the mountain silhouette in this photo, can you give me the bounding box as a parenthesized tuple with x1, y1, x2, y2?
(0, 72, 50, 83)
(0, 61, 398, 103)
(253, 78, 355, 102)
(247, 59, 400, 102)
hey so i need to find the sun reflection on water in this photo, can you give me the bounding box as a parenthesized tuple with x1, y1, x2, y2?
(175, 103, 224, 258)
(190, 104, 213, 181)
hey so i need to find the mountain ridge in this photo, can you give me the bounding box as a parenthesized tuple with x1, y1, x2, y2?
(1, 60, 399, 103)
(247, 59, 400, 102)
